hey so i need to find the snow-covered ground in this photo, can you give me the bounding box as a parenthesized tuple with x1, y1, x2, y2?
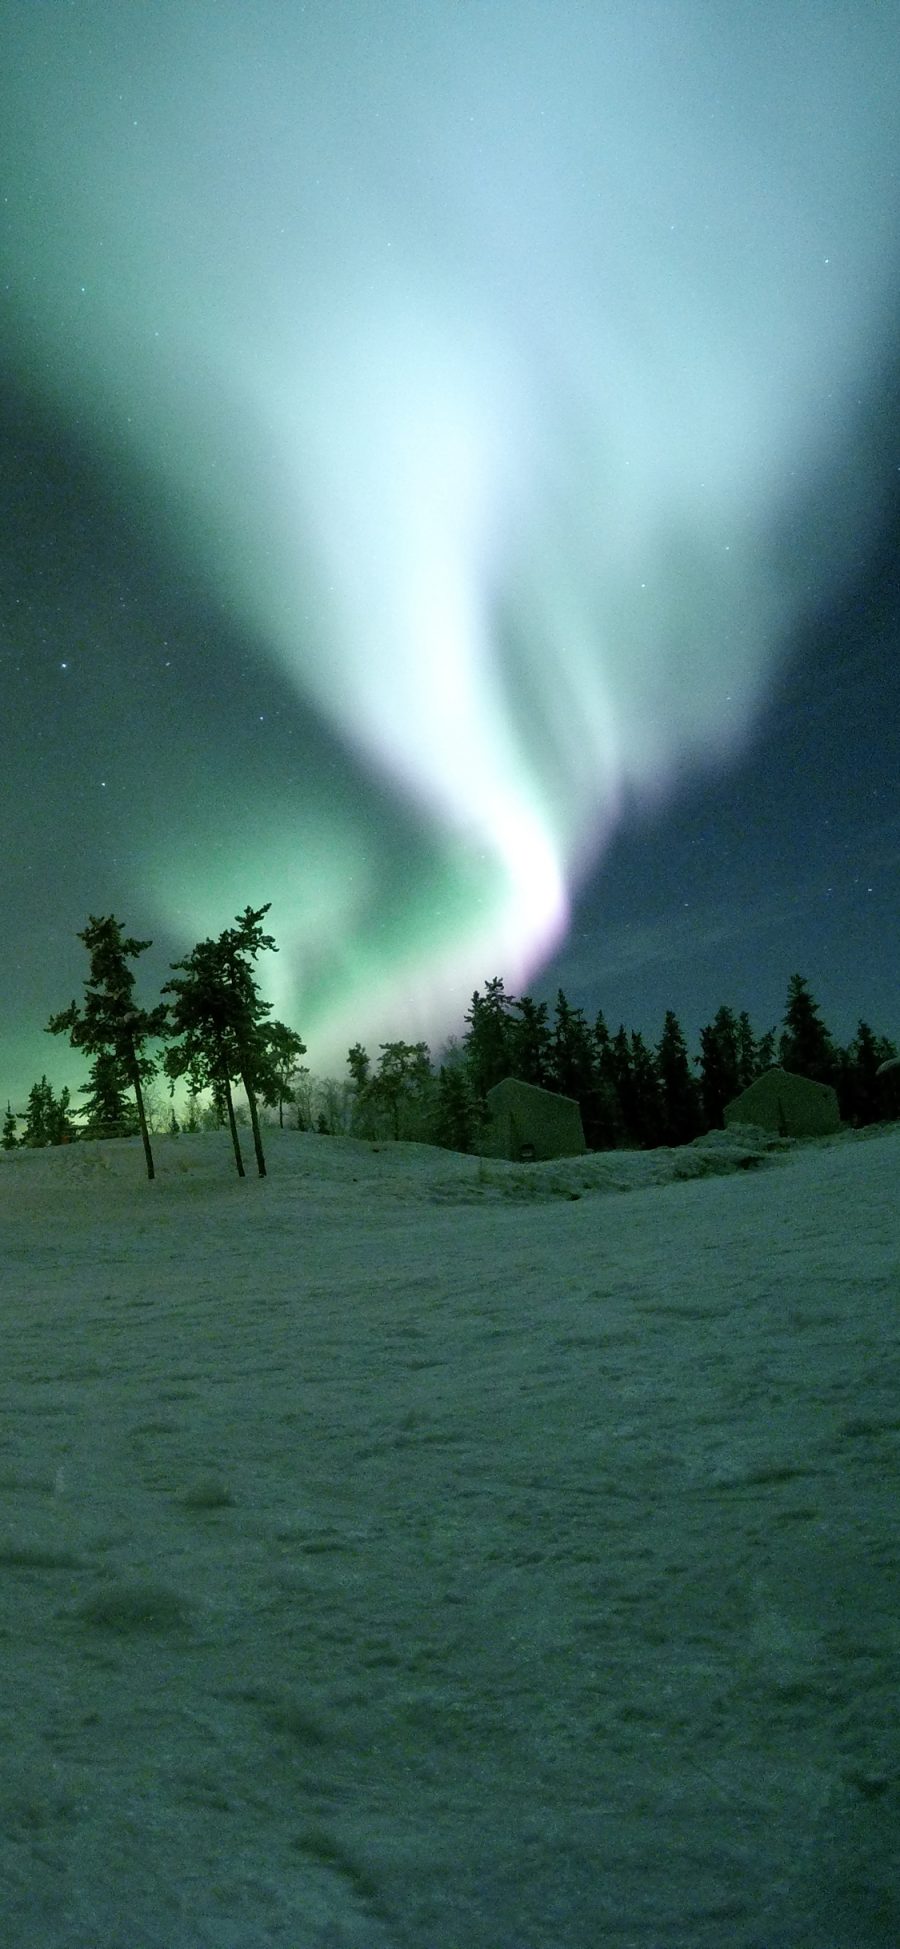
(0, 1123, 897, 1948)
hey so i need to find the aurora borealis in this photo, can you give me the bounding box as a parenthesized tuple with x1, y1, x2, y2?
(3, 2, 899, 1103)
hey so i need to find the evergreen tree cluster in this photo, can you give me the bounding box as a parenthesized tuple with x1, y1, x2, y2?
(778, 975, 898, 1128)
(4, 918, 897, 1175)
(3, 906, 308, 1179)
(343, 973, 896, 1155)
(456, 980, 713, 1152)
(10, 1077, 76, 1149)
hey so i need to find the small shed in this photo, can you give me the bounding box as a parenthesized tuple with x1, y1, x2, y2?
(480, 1077, 586, 1162)
(724, 1066, 840, 1138)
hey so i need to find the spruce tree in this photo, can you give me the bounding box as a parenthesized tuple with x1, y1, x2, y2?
(347, 1044, 371, 1092)
(21, 1077, 75, 1147)
(164, 906, 277, 1177)
(432, 1064, 482, 1153)
(48, 915, 167, 1179)
(549, 991, 596, 1101)
(840, 1021, 898, 1126)
(656, 1010, 702, 1145)
(166, 940, 248, 1168)
(214, 907, 278, 1174)
(629, 1031, 665, 1148)
(258, 1020, 307, 1128)
(316, 1077, 352, 1137)
(208, 1076, 229, 1128)
(79, 1049, 137, 1139)
(755, 1027, 777, 1071)
(736, 1011, 760, 1090)
(590, 1011, 626, 1149)
(2, 1103, 17, 1149)
(22, 1078, 53, 1147)
(183, 1086, 201, 1133)
(463, 978, 516, 1101)
(510, 996, 551, 1087)
(46, 1085, 76, 1146)
(291, 1069, 312, 1131)
(369, 1041, 433, 1140)
(610, 1026, 637, 1144)
(347, 1044, 377, 1138)
(697, 1006, 742, 1129)
(164, 937, 246, 1172)
(779, 975, 837, 1085)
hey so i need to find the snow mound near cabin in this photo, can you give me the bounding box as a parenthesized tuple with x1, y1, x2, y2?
(0, 1117, 823, 1215)
(0, 1114, 880, 1216)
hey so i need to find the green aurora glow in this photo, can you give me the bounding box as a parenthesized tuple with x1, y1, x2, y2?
(3, 3, 899, 1097)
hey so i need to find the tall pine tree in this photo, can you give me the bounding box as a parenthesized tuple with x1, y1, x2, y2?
(779, 974, 837, 1086)
(610, 1026, 638, 1144)
(510, 996, 552, 1087)
(590, 1011, 626, 1149)
(549, 991, 595, 1101)
(370, 1041, 433, 1140)
(48, 916, 166, 1179)
(629, 1031, 665, 1148)
(164, 906, 277, 1178)
(21, 1078, 75, 1147)
(736, 1012, 760, 1090)
(79, 1049, 137, 1139)
(432, 1064, 482, 1153)
(697, 1006, 742, 1129)
(257, 1020, 307, 1128)
(656, 1010, 702, 1145)
(838, 1021, 898, 1126)
(463, 978, 517, 1101)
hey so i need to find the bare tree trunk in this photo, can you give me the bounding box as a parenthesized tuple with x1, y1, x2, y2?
(220, 1063, 245, 1177)
(242, 1070, 267, 1177)
(128, 1047, 156, 1181)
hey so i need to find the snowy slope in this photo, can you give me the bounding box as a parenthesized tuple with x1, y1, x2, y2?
(0, 1125, 897, 1948)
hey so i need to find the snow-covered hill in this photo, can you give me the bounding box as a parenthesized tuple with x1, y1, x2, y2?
(0, 1125, 897, 1947)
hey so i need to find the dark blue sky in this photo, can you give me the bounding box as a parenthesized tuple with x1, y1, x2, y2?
(545, 407, 900, 1049)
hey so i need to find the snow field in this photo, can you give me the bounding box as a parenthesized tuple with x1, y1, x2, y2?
(0, 1126, 897, 1946)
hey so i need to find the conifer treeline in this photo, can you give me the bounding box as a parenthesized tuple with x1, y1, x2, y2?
(422, 972, 895, 1154)
(213, 967, 900, 1151)
(3, 908, 898, 1171)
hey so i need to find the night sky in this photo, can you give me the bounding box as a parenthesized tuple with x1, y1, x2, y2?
(3, 2, 899, 1109)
